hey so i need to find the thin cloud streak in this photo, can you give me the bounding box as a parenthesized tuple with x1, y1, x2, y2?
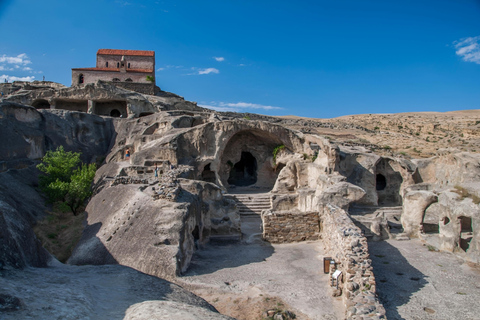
(220, 102, 282, 110)
(214, 57, 225, 62)
(199, 101, 282, 112)
(454, 36, 480, 64)
(198, 68, 219, 75)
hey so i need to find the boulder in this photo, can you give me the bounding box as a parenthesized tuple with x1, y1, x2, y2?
(124, 301, 235, 320)
(317, 182, 366, 210)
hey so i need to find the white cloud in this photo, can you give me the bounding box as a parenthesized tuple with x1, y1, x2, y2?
(220, 102, 281, 110)
(199, 101, 282, 112)
(198, 68, 219, 75)
(214, 57, 225, 62)
(23, 67, 32, 71)
(0, 74, 35, 82)
(0, 53, 32, 65)
(0, 66, 14, 71)
(454, 36, 480, 64)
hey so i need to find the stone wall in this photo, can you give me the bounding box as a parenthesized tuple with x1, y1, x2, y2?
(262, 210, 320, 243)
(321, 204, 386, 319)
(96, 54, 154, 71)
(71, 70, 152, 87)
(112, 82, 155, 95)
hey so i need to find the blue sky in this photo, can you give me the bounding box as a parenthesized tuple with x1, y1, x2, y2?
(0, 0, 479, 118)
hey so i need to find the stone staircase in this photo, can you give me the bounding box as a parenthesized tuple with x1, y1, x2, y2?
(348, 205, 404, 240)
(225, 193, 271, 243)
(227, 194, 272, 216)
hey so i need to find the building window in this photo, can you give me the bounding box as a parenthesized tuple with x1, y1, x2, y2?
(128, 63, 130, 68)
(112, 78, 120, 82)
(78, 74, 84, 84)
(106, 62, 108, 67)
(117, 62, 120, 68)
(125, 78, 133, 82)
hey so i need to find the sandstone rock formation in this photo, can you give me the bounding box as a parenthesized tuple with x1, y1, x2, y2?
(1, 83, 480, 319)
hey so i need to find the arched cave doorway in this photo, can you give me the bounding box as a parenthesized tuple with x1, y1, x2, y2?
(228, 152, 257, 186)
(110, 109, 121, 117)
(375, 158, 403, 206)
(32, 99, 50, 109)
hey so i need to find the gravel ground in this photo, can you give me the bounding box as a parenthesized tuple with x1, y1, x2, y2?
(177, 240, 344, 320)
(369, 239, 480, 320)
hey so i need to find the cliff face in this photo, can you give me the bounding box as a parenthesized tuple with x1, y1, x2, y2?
(0, 102, 115, 269)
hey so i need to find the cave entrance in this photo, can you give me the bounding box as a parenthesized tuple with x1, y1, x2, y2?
(459, 216, 473, 252)
(32, 99, 50, 109)
(375, 159, 403, 206)
(228, 152, 257, 186)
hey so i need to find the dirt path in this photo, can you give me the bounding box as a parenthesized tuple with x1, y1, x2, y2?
(369, 239, 480, 320)
(177, 240, 344, 320)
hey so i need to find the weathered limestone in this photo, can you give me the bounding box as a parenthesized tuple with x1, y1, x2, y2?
(401, 190, 438, 236)
(124, 301, 235, 320)
(69, 165, 239, 279)
(3, 80, 205, 118)
(316, 182, 366, 211)
(422, 190, 480, 263)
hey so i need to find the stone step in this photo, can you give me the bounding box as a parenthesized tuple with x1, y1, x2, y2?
(226, 193, 272, 216)
(395, 233, 410, 241)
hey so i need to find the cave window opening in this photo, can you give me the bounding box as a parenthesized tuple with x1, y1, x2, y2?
(110, 109, 121, 117)
(227, 152, 258, 186)
(443, 217, 450, 225)
(459, 216, 473, 252)
(376, 174, 387, 191)
(106, 62, 108, 67)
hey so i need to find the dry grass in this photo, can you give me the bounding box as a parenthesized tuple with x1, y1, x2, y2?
(453, 186, 480, 205)
(33, 207, 85, 262)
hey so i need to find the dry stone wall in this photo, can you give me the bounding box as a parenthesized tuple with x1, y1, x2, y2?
(262, 210, 320, 243)
(321, 204, 386, 319)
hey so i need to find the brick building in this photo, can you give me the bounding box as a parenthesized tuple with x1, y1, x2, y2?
(72, 49, 156, 95)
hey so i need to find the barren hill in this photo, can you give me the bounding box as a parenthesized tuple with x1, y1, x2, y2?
(276, 109, 480, 158)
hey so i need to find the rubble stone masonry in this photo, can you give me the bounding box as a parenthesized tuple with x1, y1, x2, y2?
(262, 210, 320, 243)
(321, 204, 386, 319)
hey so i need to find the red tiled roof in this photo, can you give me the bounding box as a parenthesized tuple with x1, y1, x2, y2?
(97, 49, 155, 57)
(71, 67, 154, 73)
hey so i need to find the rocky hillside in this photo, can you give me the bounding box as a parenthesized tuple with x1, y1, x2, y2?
(276, 110, 480, 158)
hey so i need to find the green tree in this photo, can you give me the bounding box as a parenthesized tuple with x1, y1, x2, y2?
(37, 146, 96, 215)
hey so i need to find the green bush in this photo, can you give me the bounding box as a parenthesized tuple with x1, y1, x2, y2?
(37, 146, 96, 215)
(272, 145, 285, 165)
